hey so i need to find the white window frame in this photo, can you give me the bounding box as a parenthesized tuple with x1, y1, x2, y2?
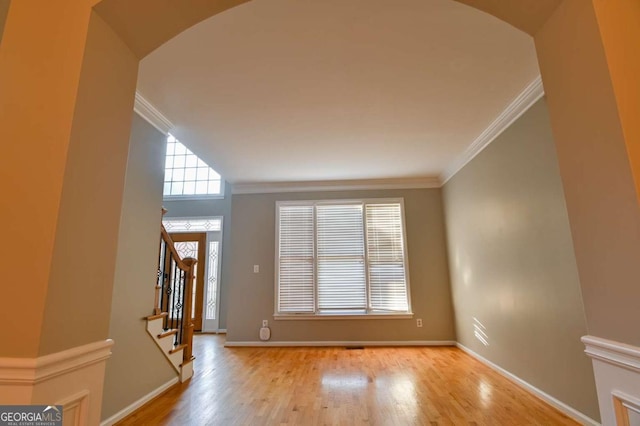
(274, 198, 413, 320)
(162, 135, 225, 201)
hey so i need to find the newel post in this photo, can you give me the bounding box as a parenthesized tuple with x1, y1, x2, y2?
(181, 257, 197, 362)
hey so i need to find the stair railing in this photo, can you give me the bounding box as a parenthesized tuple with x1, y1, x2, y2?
(155, 210, 196, 363)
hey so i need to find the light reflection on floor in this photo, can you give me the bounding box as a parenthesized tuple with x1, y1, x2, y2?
(320, 370, 419, 420)
(379, 373, 418, 420)
(479, 378, 493, 408)
(320, 372, 368, 390)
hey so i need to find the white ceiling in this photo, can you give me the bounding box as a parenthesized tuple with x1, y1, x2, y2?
(137, 0, 540, 186)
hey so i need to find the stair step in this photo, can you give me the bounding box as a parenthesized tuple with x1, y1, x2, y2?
(179, 356, 196, 368)
(157, 329, 178, 339)
(179, 357, 195, 383)
(169, 343, 188, 355)
(146, 312, 168, 321)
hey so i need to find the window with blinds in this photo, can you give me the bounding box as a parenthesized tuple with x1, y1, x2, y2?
(276, 199, 411, 317)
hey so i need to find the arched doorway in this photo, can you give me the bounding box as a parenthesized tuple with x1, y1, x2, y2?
(0, 1, 638, 424)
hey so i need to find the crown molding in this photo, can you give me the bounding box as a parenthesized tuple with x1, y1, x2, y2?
(135, 76, 544, 187)
(440, 75, 545, 185)
(133, 92, 174, 135)
(231, 177, 441, 194)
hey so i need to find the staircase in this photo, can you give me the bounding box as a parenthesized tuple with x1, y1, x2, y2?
(146, 209, 197, 382)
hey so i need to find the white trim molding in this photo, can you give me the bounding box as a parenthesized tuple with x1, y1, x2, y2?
(0, 339, 114, 385)
(57, 389, 90, 426)
(611, 390, 640, 426)
(225, 340, 455, 348)
(457, 343, 599, 426)
(582, 335, 640, 426)
(582, 335, 640, 373)
(440, 75, 545, 184)
(134, 92, 174, 135)
(100, 377, 179, 426)
(232, 177, 440, 194)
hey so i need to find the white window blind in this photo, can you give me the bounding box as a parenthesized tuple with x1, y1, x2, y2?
(277, 205, 315, 313)
(365, 203, 409, 312)
(276, 199, 411, 317)
(316, 204, 366, 313)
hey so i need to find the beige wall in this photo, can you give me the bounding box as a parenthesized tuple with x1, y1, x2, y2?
(38, 11, 138, 355)
(536, 0, 640, 347)
(453, 0, 561, 35)
(94, 0, 249, 58)
(101, 114, 176, 420)
(226, 188, 455, 343)
(592, 0, 640, 201)
(163, 181, 233, 329)
(443, 99, 599, 420)
(0, 0, 96, 358)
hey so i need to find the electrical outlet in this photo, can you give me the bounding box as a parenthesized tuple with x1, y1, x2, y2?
(416, 318, 423, 327)
(262, 320, 268, 327)
(253, 265, 259, 273)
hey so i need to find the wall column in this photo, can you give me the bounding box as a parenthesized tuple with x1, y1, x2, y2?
(0, 0, 93, 360)
(0, 2, 138, 423)
(536, 0, 640, 350)
(535, 1, 640, 424)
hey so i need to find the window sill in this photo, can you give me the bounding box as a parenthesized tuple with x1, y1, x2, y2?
(273, 313, 414, 320)
(163, 195, 225, 201)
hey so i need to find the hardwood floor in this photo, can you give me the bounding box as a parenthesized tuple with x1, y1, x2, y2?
(117, 335, 578, 425)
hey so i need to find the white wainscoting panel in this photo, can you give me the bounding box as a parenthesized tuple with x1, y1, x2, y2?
(0, 339, 113, 426)
(583, 335, 640, 426)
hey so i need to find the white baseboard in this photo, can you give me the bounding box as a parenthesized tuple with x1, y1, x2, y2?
(100, 377, 179, 426)
(217, 329, 227, 334)
(225, 340, 455, 347)
(456, 343, 599, 426)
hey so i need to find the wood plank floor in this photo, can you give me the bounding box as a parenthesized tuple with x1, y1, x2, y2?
(117, 335, 578, 425)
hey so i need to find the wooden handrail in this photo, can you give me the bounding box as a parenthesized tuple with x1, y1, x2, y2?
(155, 210, 197, 365)
(160, 225, 191, 271)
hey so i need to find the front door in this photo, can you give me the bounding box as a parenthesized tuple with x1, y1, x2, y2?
(170, 232, 206, 331)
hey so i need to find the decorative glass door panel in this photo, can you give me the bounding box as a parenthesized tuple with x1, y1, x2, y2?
(205, 242, 220, 322)
(171, 233, 206, 331)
